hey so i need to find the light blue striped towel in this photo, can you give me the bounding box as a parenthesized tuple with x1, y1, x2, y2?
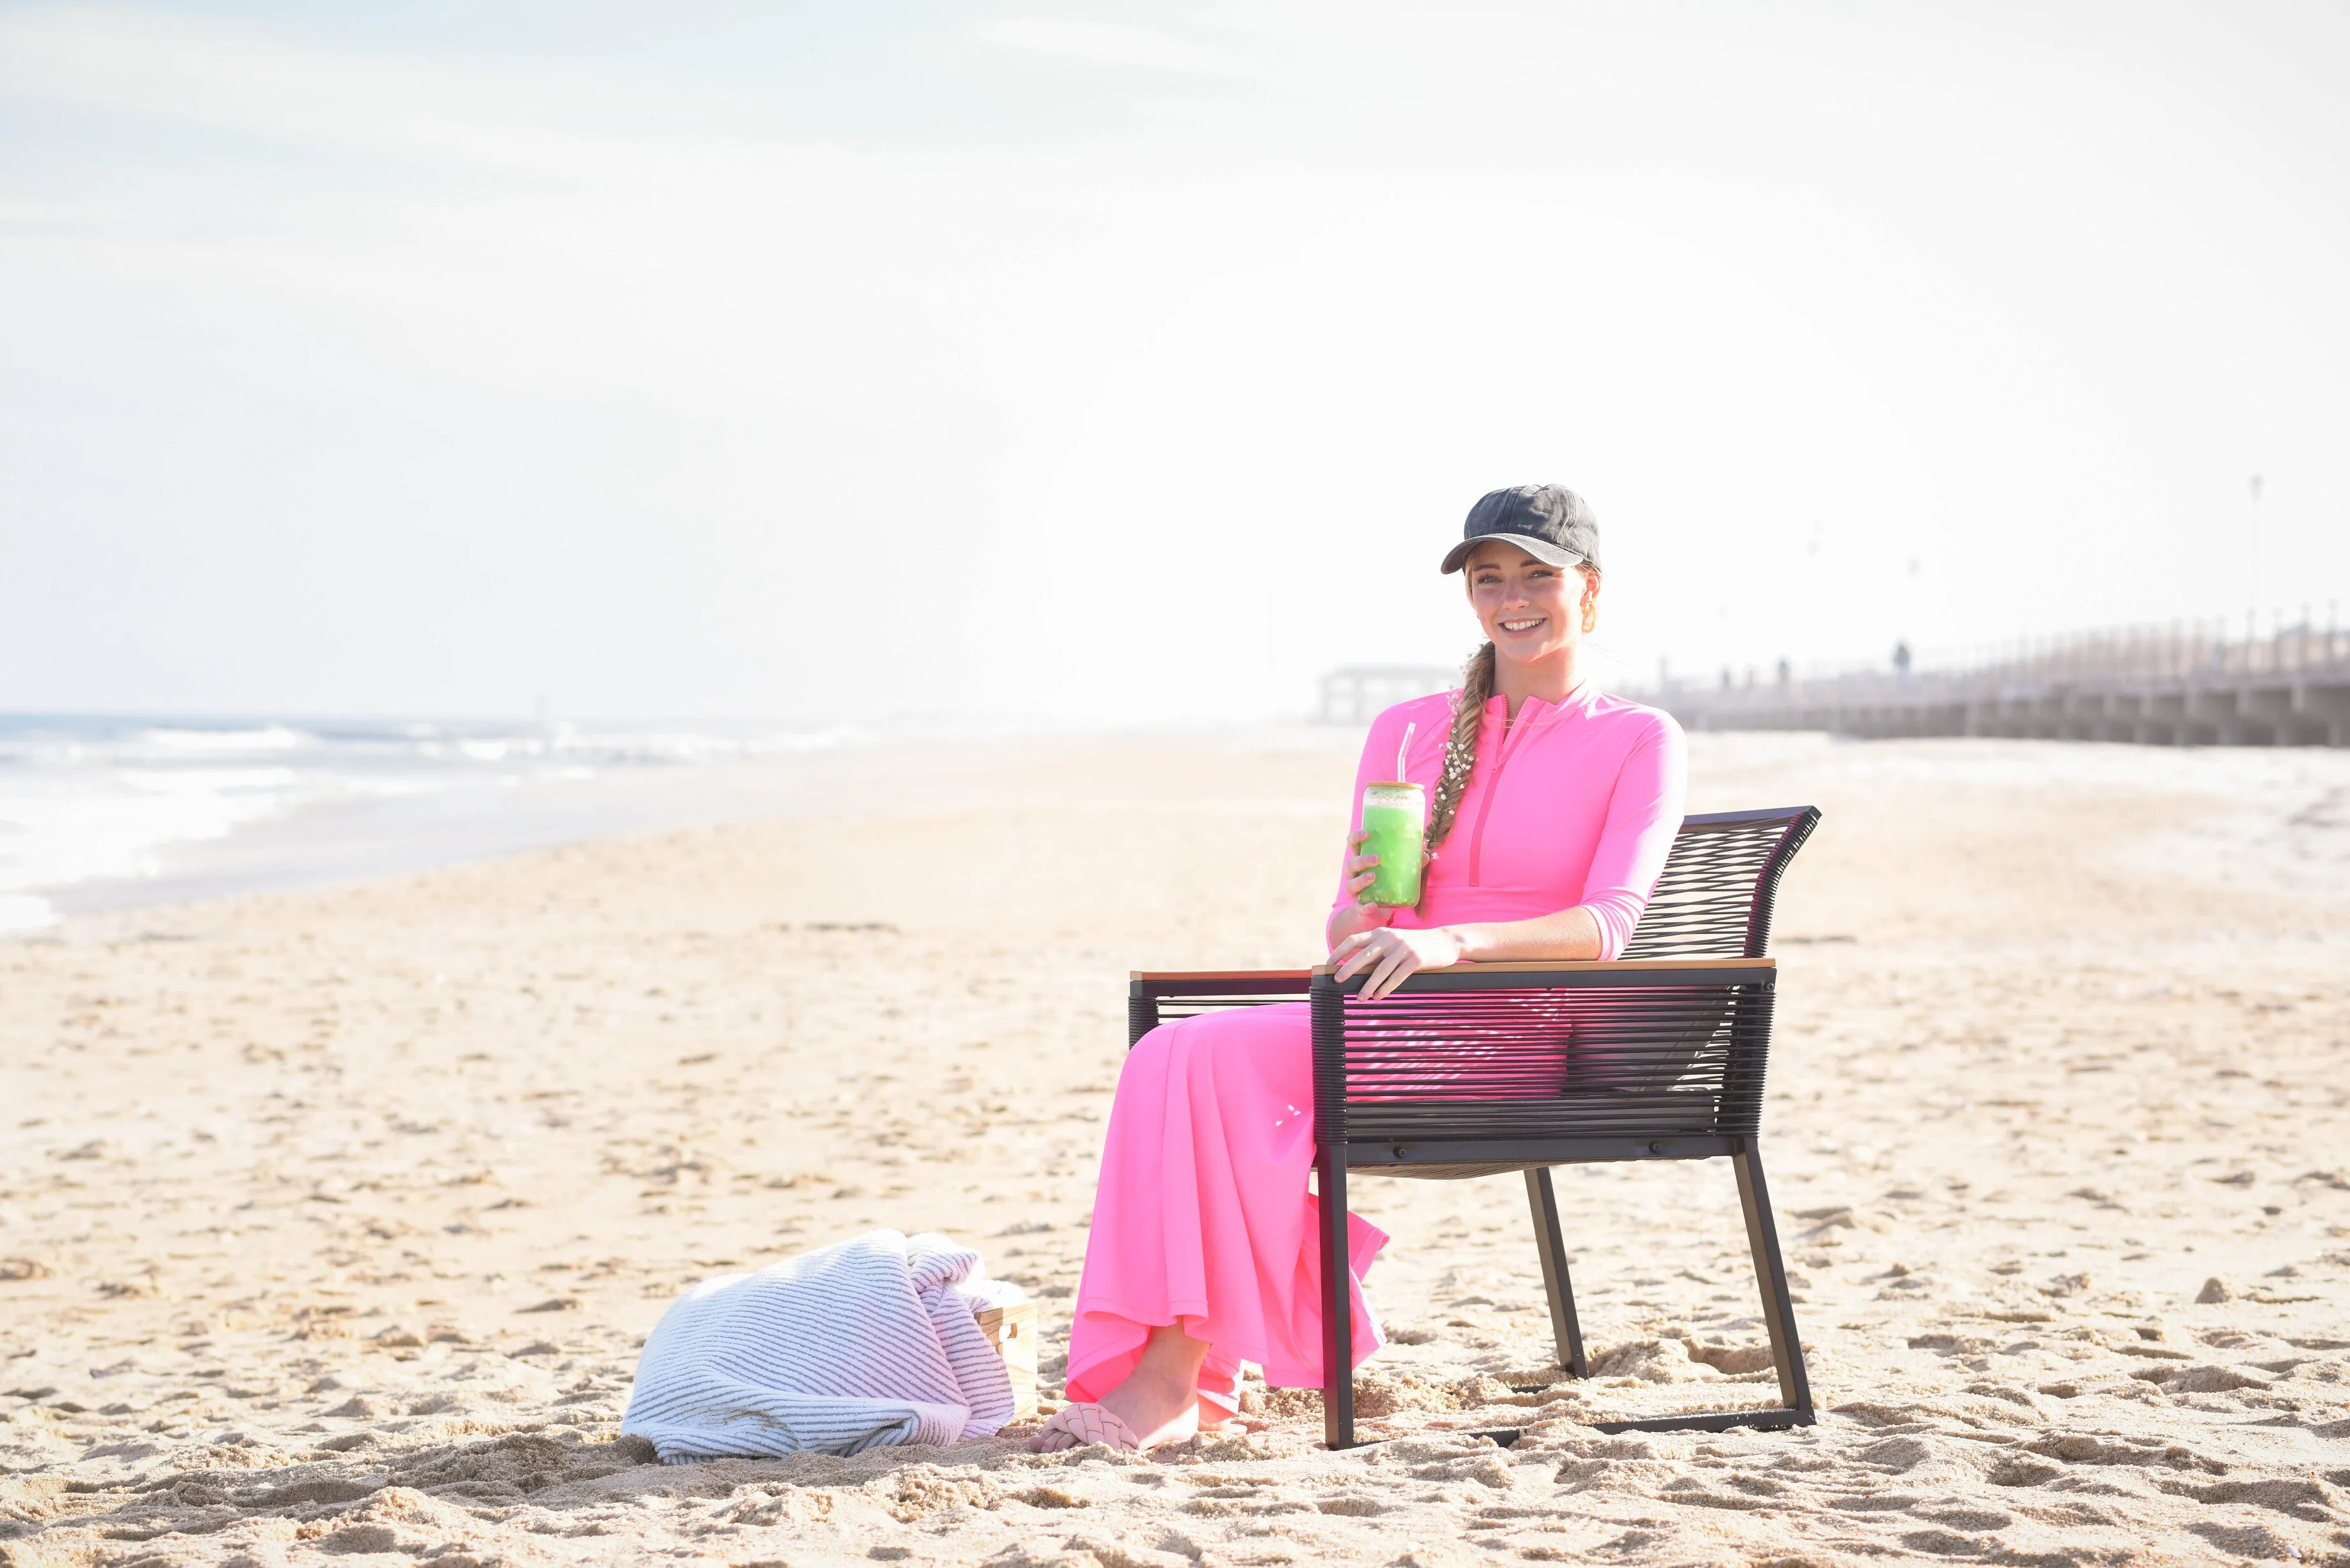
(621, 1229, 1027, 1461)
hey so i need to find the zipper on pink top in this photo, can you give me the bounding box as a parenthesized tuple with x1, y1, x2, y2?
(1465, 697, 1538, 884)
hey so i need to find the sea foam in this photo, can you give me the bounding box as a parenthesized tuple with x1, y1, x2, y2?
(0, 715, 859, 926)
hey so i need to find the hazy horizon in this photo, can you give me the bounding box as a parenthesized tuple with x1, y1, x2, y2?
(4, 2, 2347, 723)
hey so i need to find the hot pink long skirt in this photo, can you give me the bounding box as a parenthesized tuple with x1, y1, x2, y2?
(1064, 1003, 1387, 1415)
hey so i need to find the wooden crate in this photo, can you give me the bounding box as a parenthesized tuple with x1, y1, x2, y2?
(974, 1300, 1038, 1419)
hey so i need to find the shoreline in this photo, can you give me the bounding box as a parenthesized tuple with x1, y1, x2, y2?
(6, 720, 1340, 933)
(16, 718, 2350, 935)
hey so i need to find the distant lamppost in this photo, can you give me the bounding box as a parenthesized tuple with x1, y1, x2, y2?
(2247, 473, 2264, 644)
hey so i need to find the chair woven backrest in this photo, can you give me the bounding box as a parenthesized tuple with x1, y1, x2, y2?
(1618, 807, 1822, 960)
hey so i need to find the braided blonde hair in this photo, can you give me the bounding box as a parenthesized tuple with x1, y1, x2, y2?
(1425, 642, 1496, 850)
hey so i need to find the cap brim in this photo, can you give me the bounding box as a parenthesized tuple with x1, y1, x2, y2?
(1440, 532, 1586, 573)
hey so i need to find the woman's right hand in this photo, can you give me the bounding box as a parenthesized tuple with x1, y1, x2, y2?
(1327, 829, 1399, 949)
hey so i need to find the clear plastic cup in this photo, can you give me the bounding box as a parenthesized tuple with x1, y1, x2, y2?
(1360, 781, 1427, 907)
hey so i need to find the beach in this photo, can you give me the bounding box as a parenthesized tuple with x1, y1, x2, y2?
(4, 727, 2349, 1567)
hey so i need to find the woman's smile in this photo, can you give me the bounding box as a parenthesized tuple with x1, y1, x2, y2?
(1499, 615, 1547, 634)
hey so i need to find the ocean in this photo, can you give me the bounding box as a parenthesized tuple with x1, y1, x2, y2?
(0, 714, 863, 931)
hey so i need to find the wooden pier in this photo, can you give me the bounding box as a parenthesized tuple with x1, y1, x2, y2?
(1659, 616, 2350, 746)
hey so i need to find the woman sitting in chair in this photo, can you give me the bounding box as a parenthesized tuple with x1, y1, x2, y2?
(1031, 485, 1687, 1453)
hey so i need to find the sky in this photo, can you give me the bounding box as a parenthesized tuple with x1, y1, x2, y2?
(2, 1, 2347, 722)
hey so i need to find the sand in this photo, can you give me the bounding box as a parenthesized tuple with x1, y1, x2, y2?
(4, 727, 2349, 1567)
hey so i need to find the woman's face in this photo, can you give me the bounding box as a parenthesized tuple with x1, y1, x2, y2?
(1462, 541, 1595, 665)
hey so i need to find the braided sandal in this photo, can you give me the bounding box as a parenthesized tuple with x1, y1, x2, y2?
(1031, 1402, 1143, 1452)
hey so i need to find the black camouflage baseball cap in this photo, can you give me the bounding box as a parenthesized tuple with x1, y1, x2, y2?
(1439, 485, 1602, 574)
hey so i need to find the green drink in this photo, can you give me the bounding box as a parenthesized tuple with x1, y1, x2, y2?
(1360, 782, 1426, 907)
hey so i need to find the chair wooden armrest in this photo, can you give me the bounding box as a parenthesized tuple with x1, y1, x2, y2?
(1126, 970, 1315, 1048)
(1136, 959, 1777, 982)
(1130, 968, 1314, 984)
(1315, 958, 1773, 974)
(1316, 956, 1774, 987)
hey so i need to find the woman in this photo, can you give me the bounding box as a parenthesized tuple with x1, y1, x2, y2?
(1032, 485, 1687, 1452)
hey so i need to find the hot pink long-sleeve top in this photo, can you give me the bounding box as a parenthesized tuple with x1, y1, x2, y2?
(1334, 681, 1687, 958)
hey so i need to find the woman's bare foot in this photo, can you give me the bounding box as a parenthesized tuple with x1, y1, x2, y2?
(1029, 1323, 1211, 1453)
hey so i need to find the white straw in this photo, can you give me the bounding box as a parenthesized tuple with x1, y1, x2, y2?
(1397, 721, 1414, 783)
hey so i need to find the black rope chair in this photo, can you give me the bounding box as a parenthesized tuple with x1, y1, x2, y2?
(1128, 805, 1821, 1449)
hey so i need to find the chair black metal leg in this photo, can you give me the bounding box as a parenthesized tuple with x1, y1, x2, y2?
(1522, 1168, 1588, 1378)
(1315, 1143, 1356, 1449)
(1731, 1143, 1814, 1421)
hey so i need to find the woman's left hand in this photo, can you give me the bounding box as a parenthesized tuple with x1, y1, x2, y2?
(1330, 924, 1467, 1001)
